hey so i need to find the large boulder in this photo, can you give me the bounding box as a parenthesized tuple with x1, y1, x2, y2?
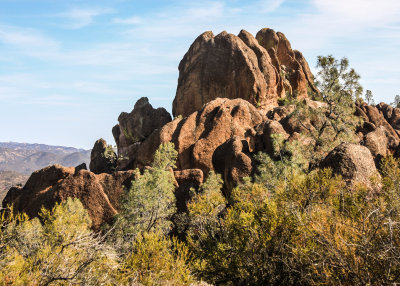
(364, 126, 390, 159)
(321, 143, 379, 188)
(173, 28, 317, 118)
(89, 138, 117, 174)
(2, 164, 135, 231)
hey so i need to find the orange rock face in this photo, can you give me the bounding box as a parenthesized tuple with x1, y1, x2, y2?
(172, 28, 317, 118)
(128, 98, 265, 177)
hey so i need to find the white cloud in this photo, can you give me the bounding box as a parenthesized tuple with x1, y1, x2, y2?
(258, 0, 285, 13)
(184, 2, 225, 19)
(314, 0, 400, 25)
(113, 16, 141, 25)
(62, 8, 113, 29)
(0, 25, 59, 49)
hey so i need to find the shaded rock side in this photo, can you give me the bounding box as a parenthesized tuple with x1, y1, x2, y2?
(321, 143, 379, 188)
(173, 28, 317, 118)
(113, 97, 172, 169)
(174, 169, 204, 213)
(89, 138, 117, 174)
(2, 164, 135, 231)
(212, 136, 253, 195)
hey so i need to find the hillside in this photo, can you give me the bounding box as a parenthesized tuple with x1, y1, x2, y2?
(0, 142, 90, 175)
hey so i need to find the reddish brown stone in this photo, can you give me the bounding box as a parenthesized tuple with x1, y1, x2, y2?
(173, 28, 317, 118)
(2, 164, 135, 231)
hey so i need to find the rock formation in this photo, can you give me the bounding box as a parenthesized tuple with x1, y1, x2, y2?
(2, 164, 135, 231)
(173, 28, 317, 118)
(113, 97, 172, 169)
(212, 136, 253, 194)
(256, 28, 318, 97)
(321, 143, 379, 188)
(174, 169, 204, 212)
(89, 138, 117, 174)
(356, 102, 400, 163)
(121, 97, 264, 177)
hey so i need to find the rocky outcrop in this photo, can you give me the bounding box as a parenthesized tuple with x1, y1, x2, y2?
(174, 169, 204, 212)
(376, 103, 400, 137)
(113, 97, 172, 170)
(212, 136, 253, 194)
(356, 102, 399, 142)
(321, 143, 379, 188)
(123, 97, 264, 177)
(256, 28, 318, 98)
(2, 164, 135, 231)
(262, 120, 289, 154)
(173, 28, 317, 118)
(89, 138, 117, 174)
(356, 102, 400, 162)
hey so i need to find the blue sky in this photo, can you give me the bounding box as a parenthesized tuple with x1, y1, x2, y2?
(0, 0, 399, 149)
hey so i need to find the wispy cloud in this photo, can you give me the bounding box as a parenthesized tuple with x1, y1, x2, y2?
(257, 0, 285, 13)
(0, 25, 59, 49)
(112, 16, 141, 25)
(61, 8, 114, 29)
(314, 0, 400, 26)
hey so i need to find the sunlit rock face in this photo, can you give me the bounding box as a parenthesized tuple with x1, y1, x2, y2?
(172, 28, 318, 118)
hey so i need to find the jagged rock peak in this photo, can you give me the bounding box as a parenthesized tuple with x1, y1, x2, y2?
(89, 138, 117, 174)
(172, 28, 318, 118)
(113, 97, 172, 170)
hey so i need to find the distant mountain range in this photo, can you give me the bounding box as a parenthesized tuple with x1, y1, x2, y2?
(0, 142, 91, 202)
(0, 142, 91, 174)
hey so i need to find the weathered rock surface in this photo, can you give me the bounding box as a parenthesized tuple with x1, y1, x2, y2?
(321, 143, 379, 188)
(256, 28, 318, 98)
(364, 126, 389, 159)
(89, 138, 117, 174)
(2, 164, 135, 231)
(213, 136, 253, 194)
(123, 98, 264, 177)
(356, 102, 400, 162)
(173, 28, 317, 118)
(113, 97, 172, 169)
(356, 102, 400, 142)
(262, 120, 289, 154)
(174, 169, 204, 212)
(376, 102, 400, 137)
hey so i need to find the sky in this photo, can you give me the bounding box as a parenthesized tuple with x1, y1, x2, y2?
(0, 0, 399, 149)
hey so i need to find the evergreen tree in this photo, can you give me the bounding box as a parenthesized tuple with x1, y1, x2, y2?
(113, 142, 178, 253)
(292, 55, 362, 169)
